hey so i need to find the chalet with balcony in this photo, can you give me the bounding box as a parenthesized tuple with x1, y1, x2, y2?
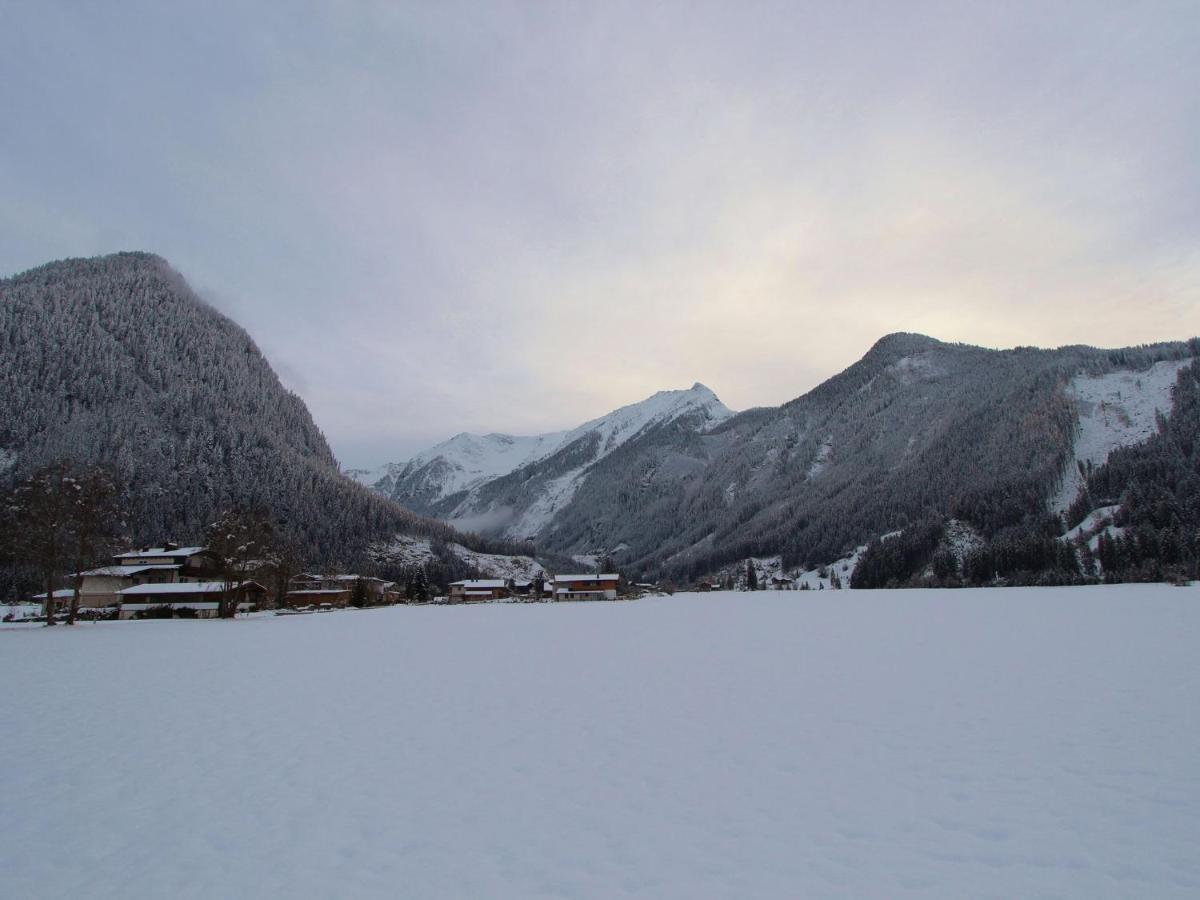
(117, 581, 267, 618)
(448, 579, 510, 603)
(552, 573, 620, 601)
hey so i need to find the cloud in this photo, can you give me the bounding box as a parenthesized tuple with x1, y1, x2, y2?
(1, 1, 1198, 466)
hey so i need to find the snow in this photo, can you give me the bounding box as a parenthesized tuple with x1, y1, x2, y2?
(1062, 505, 1121, 543)
(494, 467, 587, 539)
(114, 546, 205, 559)
(1051, 359, 1191, 514)
(807, 436, 833, 479)
(794, 544, 869, 589)
(368, 535, 546, 581)
(390, 384, 734, 538)
(5, 585, 1200, 898)
(118, 582, 236, 595)
(391, 430, 573, 501)
(77, 564, 179, 577)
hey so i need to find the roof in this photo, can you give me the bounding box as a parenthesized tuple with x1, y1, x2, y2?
(114, 546, 207, 560)
(33, 589, 75, 599)
(120, 602, 250, 611)
(332, 574, 386, 584)
(121, 602, 221, 611)
(450, 579, 508, 589)
(78, 564, 179, 577)
(119, 581, 264, 596)
(286, 589, 350, 596)
(553, 574, 619, 583)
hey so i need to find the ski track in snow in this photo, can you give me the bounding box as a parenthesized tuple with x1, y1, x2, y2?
(4, 585, 1199, 899)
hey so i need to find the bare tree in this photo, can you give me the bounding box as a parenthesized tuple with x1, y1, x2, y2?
(261, 538, 305, 610)
(66, 466, 124, 625)
(205, 508, 275, 619)
(3, 463, 75, 625)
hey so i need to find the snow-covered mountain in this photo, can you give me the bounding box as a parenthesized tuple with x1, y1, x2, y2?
(370, 383, 734, 532)
(366, 333, 1196, 585)
(0, 252, 504, 582)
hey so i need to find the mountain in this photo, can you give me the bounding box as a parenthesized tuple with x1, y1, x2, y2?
(372, 383, 733, 534)
(376, 333, 1196, 583)
(0, 252, 504, 580)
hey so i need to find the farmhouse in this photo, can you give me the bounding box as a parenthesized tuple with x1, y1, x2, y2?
(553, 573, 620, 601)
(285, 574, 399, 607)
(112, 544, 222, 575)
(448, 579, 510, 603)
(285, 588, 352, 608)
(116, 581, 267, 618)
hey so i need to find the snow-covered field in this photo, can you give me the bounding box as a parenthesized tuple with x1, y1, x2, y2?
(4, 585, 1198, 898)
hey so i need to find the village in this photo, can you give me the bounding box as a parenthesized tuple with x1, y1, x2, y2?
(5, 537, 838, 624)
(4, 540, 637, 623)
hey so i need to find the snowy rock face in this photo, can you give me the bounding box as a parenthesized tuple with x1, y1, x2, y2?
(373, 383, 734, 535)
(1050, 358, 1190, 513)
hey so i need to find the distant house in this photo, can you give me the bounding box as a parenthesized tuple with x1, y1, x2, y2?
(329, 574, 394, 604)
(40, 542, 220, 613)
(770, 576, 795, 590)
(286, 574, 397, 607)
(448, 579, 510, 603)
(70, 563, 180, 608)
(694, 579, 716, 592)
(117, 581, 266, 618)
(552, 574, 620, 601)
(285, 588, 352, 608)
(111, 544, 222, 578)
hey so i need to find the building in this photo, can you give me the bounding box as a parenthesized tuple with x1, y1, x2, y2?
(285, 574, 398, 607)
(770, 576, 795, 590)
(116, 581, 267, 618)
(552, 574, 620, 601)
(448, 579, 510, 603)
(111, 544, 223, 577)
(33, 542, 223, 614)
(284, 588, 352, 608)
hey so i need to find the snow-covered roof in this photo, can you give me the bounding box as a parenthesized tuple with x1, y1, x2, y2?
(79, 564, 179, 577)
(32, 589, 75, 599)
(553, 574, 619, 583)
(119, 581, 262, 596)
(121, 602, 222, 611)
(450, 579, 508, 589)
(114, 546, 207, 560)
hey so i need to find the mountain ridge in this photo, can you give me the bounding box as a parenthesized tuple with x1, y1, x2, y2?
(0, 252, 507, 585)
(368, 331, 1196, 581)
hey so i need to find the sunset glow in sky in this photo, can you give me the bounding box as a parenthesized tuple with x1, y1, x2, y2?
(3, 2, 1198, 465)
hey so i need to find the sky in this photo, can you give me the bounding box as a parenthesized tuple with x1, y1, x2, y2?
(2, 1, 1198, 468)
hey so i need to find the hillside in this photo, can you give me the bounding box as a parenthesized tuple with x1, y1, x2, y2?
(377, 333, 1196, 582)
(373, 383, 733, 534)
(0, 253, 497, 579)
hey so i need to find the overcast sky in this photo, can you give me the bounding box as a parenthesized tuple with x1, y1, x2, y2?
(2, 1, 1198, 467)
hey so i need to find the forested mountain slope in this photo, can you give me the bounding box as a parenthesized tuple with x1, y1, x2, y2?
(528, 334, 1194, 580)
(0, 253, 486, 571)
